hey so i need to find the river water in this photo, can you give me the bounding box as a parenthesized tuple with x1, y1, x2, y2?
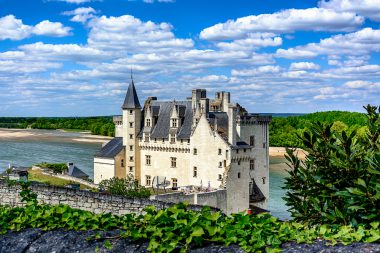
(0, 130, 291, 219)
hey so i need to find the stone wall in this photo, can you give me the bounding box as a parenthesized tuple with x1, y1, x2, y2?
(0, 181, 218, 215)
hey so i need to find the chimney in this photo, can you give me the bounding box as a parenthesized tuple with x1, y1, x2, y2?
(228, 105, 237, 145)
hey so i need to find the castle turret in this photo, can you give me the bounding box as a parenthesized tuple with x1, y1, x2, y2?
(122, 76, 142, 182)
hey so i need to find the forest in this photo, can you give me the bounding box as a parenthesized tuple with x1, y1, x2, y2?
(0, 110, 368, 146)
(269, 110, 367, 147)
(0, 117, 115, 137)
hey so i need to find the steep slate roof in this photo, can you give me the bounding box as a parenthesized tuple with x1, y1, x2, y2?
(122, 80, 141, 109)
(67, 164, 89, 179)
(208, 112, 228, 141)
(95, 137, 123, 158)
(148, 101, 193, 139)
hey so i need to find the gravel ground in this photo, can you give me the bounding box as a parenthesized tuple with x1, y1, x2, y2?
(0, 229, 378, 253)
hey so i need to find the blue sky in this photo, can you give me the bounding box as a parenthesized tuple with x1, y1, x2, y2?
(0, 0, 379, 116)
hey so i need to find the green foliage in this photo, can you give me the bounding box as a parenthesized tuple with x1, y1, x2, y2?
(99, 175, 151, 198)
(0, 116, 114, 137)
(36, 163, 67, 174)
(283, 105, 380, 225)
(270, 111, 367, 147)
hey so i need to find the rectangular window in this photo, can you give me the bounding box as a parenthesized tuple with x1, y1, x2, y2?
(263, 143, 266, 148)
(187, 139, 190, 144)
(146, 119, 151, 127)
(129, 134, 133, 139)
(193, 148, 197, 155)
(129, 110, 133, 115)
(250, 159, 255, 170)
(162, 138, 165, 143)
(237, 160, 241, 165)
(145, 134, 149, 142)
(172, 178, 178, 188)
(250, 136, 255, 147)
(171, 157, 177, 168)
(170, 134, 175, 143)
(244, 148, 246, 153)
(121, 159, 124, 167)
(146, 175, 151, 186)
(219, 161, 222, 168)
(238, 172, 241, 178)
(129, 122, 134, 128)
(236, 149, 239, 154)
(129, 156, 134, 162)
(218, 148, 222, 155)
(172, 119, 177, 128)
(129, 145, 133, 151)
(129, 166, 133, 172)
(193, 167, 197, 178)
(218, 174, 222, 181)
(146, 155, 151, 165)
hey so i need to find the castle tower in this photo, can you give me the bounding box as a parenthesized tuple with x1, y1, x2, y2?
(122, 76, 142, 182)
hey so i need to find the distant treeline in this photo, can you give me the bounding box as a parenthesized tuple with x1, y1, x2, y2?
(0, 117, 115, 137)
(269, 111, 368, 147)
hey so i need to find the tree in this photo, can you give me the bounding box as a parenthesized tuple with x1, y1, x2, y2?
(99, 174, 151, 198)
(283, 105, 380, 226)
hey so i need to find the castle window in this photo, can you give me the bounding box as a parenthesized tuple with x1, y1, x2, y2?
(218, 174, 222, 181)
(262, 177, 266, 184)
(129, 110, 133, 115)
(171, 157, 177, 168)
(146, 175, 151, 186)
(244, 149, 246, 153)
(170, 134, 176, 143)
(193, 167, 197, 178)
(250, 159, 255, 170)
(172, 178, 178, 188)
(250, 136, 255, 147)
(237, 160, 241, 165)
(193, 148, 197, 155)
(172, 119, 177, 128)
(218, 149, 222, 155)
(219, 161, 222, 168)
(146, 119, 151, 127)
(129, 134, 133, 139)
(129, 122, 134, 128)
(187, 139, 190, 144)
(238, 172, 241, 178)
(129, 166, 133, 172)
(263, 143, 266, 148)
(162, 138, 165, 143)
(154, 138, 157, 143)
(236, 149, 239, 154)
(224, 160, 226, 167)
(145, 134, 149, 142)
(121, 159, 124, 167)
(129, 145, 133, 151)
(129, 156, 134, 162)
(146, 155, 151, 166)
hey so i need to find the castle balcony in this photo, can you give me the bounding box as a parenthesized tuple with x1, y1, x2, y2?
(139, 142, 190, 153)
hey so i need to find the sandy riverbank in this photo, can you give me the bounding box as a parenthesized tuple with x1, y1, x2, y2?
(269, 147, 307, 159)
(0, 128, 112, 144)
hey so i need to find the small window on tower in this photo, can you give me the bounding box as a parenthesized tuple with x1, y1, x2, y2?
(250, 136, 255, 147)
(193, 148, 197, 155)
(170, 134, 176, 143)
(129, 156, 134, 162)
(129, 122, 134, 128)
(218, 174, 222, 181)
(250, 159, 255, 170)
(121, 159, 124, 167)
(146, 155, 151, 165)
(218, 149, 222, 155)
(171, 157, 177, 168)
(238, 172, 241, 178)
(129, 145, 133, 151)
(129, 134, 133, 139)
(172, 119, 177, 128)
(146, 175, 151, 186)
(146, 119, 151, 127)
(193, 167, 197, 178)
(129, 166, 133, 172)
(129, 110, 133, 115)
(219, 161, 222, 168)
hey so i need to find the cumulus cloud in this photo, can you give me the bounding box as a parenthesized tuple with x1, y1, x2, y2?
(200, 8, 363, 40)
(319, 0, 380, 21)
(290, 62, 320, 70)
(87, 15, 193, 52)
(62, 7, 97, 23)
(52, 0, 97, 4)
(276, 28, 380, 59)
(216, 33, 282, 52)
(0, 15, 71, 40)
(143, 0, 175, 3)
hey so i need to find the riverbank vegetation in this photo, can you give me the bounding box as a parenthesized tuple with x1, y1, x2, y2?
(270, 111, 367, 147)
(0, 117, 114, 137)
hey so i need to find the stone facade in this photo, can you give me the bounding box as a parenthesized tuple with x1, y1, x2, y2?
(0, 181, 218, 215)
(94, 79, 271, 214)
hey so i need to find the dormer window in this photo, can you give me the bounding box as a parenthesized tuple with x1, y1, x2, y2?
(170, 133, 176, 144)
(146, 119, 151, 127)
(172, 118, 177, 128)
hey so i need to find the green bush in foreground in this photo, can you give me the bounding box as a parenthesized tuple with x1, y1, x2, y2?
(0, 182, 378, 252)
(284, 105, 380, 225)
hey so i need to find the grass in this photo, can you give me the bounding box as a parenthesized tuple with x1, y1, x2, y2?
(28, 169, 93, 190)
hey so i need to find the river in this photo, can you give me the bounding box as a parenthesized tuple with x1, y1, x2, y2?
(0, 129, 291, 219)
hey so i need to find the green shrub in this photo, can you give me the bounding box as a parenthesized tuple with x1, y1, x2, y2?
(99, 175, 151, 198)
(36, 163, 67, 174)
(284, 105, 380, 226)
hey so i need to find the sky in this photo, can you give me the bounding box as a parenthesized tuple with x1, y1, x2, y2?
(0, 0, 379, 116)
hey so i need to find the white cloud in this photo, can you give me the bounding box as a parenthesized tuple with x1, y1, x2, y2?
(344, 80, 372, 88)
(0, 15, 71, 40)
(232, 65, 281, 76)
(276, 28, 380, 59)
(87, 15, 193, 52)
(143, 0, 175, 3)
(290, 62, 320, 70)
(216, 33, 282, 52)
(200, 8, 363, 40)
(54, 0, 97, 4)
(319, 0, 380, 21)
(62, 7, 97, 23)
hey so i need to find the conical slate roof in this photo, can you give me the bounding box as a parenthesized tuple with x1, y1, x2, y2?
(122, 79, 141, 109)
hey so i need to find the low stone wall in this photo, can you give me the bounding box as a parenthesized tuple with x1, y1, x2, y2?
(151, 189, 227, 212)
(0, 181, 218, 215)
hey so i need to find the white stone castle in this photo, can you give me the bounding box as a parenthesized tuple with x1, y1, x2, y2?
(94, 77, 271, 213)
